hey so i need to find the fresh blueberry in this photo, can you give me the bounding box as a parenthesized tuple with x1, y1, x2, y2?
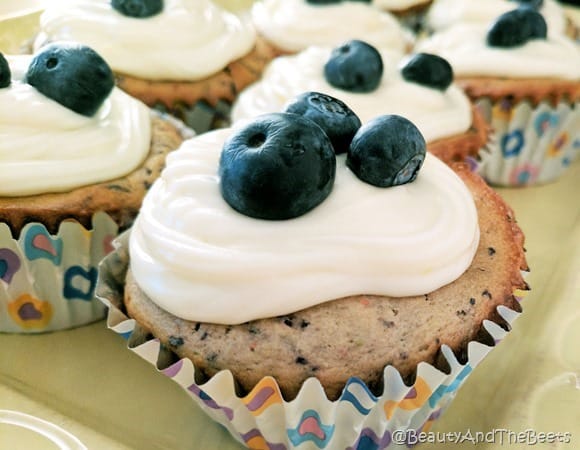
(324, 40, 383, 93)
(486, 8, 547, 48)
(0, 52, 10, 88)
(219, 113, 336, 220)
(111, 0, 163, 18)
(508, 0, 543, 9)
(401, 53, 453, 91)
(26, 43, 114, 117)
(283, 92, 362, 154)
(347, 115, 426, 187)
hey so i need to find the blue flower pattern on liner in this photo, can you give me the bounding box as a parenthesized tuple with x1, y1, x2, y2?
(63, 266, 98, 301)
(533, 111, 559, 137)
(23, 224, 63, 265)
(288, 410, 335, 448)
(501, 130, 525, 158)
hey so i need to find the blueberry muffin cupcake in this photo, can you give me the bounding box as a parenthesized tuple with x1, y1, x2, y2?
(98, 107, 528, 448)
(251, 0, 412, 55)
(417, 7, 580, 185)
(0, 43, 184, 333)
(232, 40, 489, 164)
(424, 0, 578, 39)
(34, 0, 281, 132)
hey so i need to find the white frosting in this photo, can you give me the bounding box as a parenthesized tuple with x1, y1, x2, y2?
(0, 55, 151, 197)
(425, 0, 568, 37)
(36, 0, 256, 80)
(129, 128, 480, 324)
(416, 23, 580, 79)
(252, 0, 411, 53)
(231, 47, 472, 143)
(373, 0, 431, 11)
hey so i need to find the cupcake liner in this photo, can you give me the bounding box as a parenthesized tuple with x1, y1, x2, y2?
(476, 98, 580, 187)
(0, 212, 118, 333)
(96, 231, 528, 449)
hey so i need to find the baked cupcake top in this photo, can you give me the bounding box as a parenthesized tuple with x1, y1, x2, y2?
(231, 44, 471, 143)
(416, 9, 580, 79)
(251, 0, 411, 53)
(129, 113, 480, 324)
(425, 0, 568, 37)
(0, 45, 151, 197)
(36, 0, 256, 81)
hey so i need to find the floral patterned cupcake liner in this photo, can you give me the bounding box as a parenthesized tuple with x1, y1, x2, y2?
(96, 231, 529, 449)
(0, 212, 118, 333)
(476, 98, 579, 187)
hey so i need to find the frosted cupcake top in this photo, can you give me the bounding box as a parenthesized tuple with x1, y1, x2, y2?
(0, 54, 150, 197)
(129, 124, 480, 324)
(425, 0, 568, 37)
(36, 0, 256, 80)
(232, 46, 472, 143)
(251, 0, 410, 53)
(416, 21, 580, 80)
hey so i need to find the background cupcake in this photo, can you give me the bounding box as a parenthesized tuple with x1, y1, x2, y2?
(34, 0, 280, 133)
(251, 0, 412, 55)
(417, 7, 580, 186)
(232, 41, 489, 164)
(0, 43, 185, 333)
(424, 0, 578, 39)
(97, 111, 528, 448)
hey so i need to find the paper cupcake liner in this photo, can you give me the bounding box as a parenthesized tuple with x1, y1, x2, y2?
(96, 231, 528, 449)
(476, 98, 580, 187)
(0, 212, 119, 333)
(153, 99, 232, 135)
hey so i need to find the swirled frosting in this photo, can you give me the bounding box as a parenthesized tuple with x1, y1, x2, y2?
(129, 128, 480, 324)
(425, 0, 568, 37)
(251, 0, 411, 53)
(231, 47, 472, 143)
(36, 0, 256, 80)
(0, 55, 151, 197)
(416, 23, 580, 79)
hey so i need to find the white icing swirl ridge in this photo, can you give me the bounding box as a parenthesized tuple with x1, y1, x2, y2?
(231, 47, 472, 143)
(425, 0, 568, 37)
(36, 0, 256, 80)
(129, 128, 480, 324)
(0, 55, 151, 197)
(251, 0, 411, 53)
(416, 23, 580, 79)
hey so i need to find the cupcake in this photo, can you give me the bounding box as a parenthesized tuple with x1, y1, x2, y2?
(417, 7, 580, 186)
(0, 43, 185, 333)
(232, 41, 489, 164)
(251, 0, 412, 55)
(97, 110, 529, 448)
(424, 0, 578, 39)
(34, 0, 281, 133)
(372, 0, 435, 31)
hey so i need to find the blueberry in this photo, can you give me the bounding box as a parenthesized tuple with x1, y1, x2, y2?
(347, 115, 426, 187)
(324, 40, 383, 93)
(219, 113, 336, 220)
(111, 0, 163, 18)
(0, 52, 10, 88)
(401, 53, 454, 91)
(508, 0, 543, 9)
(283, 92, 362, 154)
(487, 8, 547, 48)
(26, 43, 114, 117)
